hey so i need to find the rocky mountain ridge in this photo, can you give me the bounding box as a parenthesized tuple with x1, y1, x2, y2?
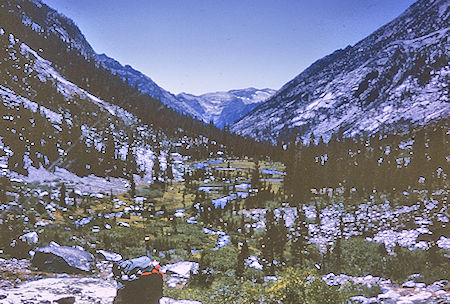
(232, 0, 449, 143)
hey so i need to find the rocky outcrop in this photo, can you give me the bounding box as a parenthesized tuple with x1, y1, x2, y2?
(32, 245, 94, 273)
(19, 232, 39, 245)
(162, 261, 199, 288)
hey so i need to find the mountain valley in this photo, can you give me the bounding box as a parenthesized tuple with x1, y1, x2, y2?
(0, 0, 448, 303)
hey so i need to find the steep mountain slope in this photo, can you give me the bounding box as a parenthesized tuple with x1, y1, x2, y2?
(0, 0, 201, 118)
(177, 88, 275, 128)
(1, 0, 96, 58)
(232, 0, 449, 143)
(0, 29, 159, 190)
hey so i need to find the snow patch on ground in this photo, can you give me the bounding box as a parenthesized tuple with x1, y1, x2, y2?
(10, 165, 131, 195)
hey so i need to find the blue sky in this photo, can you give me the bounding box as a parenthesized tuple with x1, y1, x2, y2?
(43, 0, 416, 95)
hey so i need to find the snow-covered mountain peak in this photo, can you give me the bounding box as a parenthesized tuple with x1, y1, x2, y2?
(177, 88, 276, 128)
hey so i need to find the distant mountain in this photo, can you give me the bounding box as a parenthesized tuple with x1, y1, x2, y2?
(177, 88, 276, 128)
(232, 0, 449, 143)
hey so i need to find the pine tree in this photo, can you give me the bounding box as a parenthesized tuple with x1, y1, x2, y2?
(261, 209, 276, 275)
(332, 214, 344, 273)
(251, 160, 262, 190)
(103, 128, 117, 177)
(236, 240, 249, 279)
(153, 151, 161, 182)
(409, 129, 427, 185)
(291, 207, 308, 267)
(166, 157, 174, 183)
(126, 144, 137, 198)
(274, 210, 288, 265)
(60, 183, 66, 207)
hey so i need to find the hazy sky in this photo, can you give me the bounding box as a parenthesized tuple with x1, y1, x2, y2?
(43, 0, 416, 95)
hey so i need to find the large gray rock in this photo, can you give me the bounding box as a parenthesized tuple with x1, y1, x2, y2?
(402, 280, 417, 288)
(19, 232, 38, 245)
(32, 245, 94, 273)
(96, 250, 122, 262)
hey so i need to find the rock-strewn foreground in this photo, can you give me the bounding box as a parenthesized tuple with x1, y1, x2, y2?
(0, 258, 201, 304)
(1, 277, 116, 304)
(1, 258, 449, 304)
(0, 277, 200, 304)
(324, 273, 450, 304)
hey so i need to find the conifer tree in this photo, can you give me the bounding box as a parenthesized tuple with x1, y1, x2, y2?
(332, 214, 344, 273)
(126, 144, 137, 198)
(261, 209, 276, 275)
(103, 128, 117, 177)
(166, 158, 174, 183)
(291, 207, 308, 267)
(274, 210, 288, 265)
(153, 152, 161, 182)
(251, 160, 262, 190)
(236, 240, 249, 279)
(60, 183, 66, 207)
(409, 129, 427, 185)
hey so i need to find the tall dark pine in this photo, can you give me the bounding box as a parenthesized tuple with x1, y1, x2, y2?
(60, 183, 66, 207)
(291, 207, 308, 267)
(274, 210, 288, 265)
(126, 145, 137, 198)
(103, 129, 117, 177)
(251, 160, 262, 190)
(236, 240, 249, 279)
(153, 153, 161, 182)
(261, 209, 276, 275)
(332, 214, 344, 273)
(427, 125, 447, 186)
(166, 156, 174, 183)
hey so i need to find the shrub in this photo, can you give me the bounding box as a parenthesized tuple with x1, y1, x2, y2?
(339, 237, 386, 277)
(268, 267, 345, 304)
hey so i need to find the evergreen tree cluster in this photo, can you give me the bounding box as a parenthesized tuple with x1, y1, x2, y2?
(283, 124, 448, 206)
